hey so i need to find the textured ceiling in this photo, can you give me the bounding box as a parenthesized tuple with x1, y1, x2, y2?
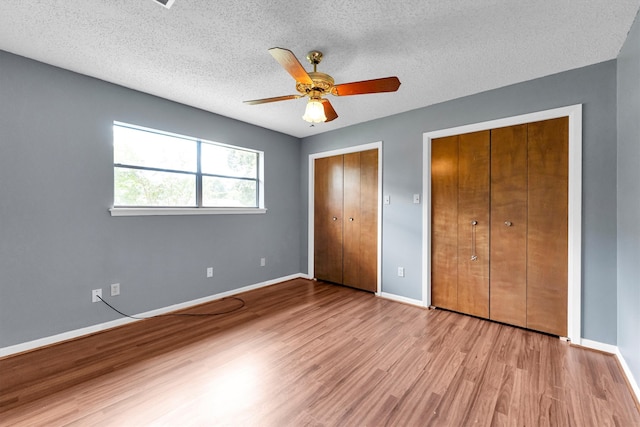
(1, 0, 639, 138)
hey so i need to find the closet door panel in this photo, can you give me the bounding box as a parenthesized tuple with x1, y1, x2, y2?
(527, 117, 568, 336)
(314, 156, 344, 284)
(457, 131, 490, 318)
(343, 152, 362, 289)
(490, 124, 528, 327)
(431, 136, 459, 311)
(357, 149, 379, 292)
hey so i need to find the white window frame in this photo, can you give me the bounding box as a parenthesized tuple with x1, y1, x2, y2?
(109, 122, 266, 216)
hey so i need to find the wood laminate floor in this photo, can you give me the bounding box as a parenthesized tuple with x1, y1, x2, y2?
(1, 279, 638, 426)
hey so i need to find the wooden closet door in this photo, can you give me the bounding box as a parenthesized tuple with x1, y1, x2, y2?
(431, 136, 459, 311)
(343, 152, 362, 288)
(314, 150, 378, 292)
(457, 131, 490, 318)
(527, 117, 568, 336)
(355, 149, 378, 292)
(314, 155, 344, 284)
(490, 124, 528, 327)
(431, 118, 569, 336)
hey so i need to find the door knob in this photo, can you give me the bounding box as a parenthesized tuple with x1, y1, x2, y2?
(504, 221, 513, 226)
(349, 217, 354, 221)
(332, 217, 338, 221)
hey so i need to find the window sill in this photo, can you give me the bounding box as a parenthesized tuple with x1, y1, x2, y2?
(109, 207, 267, 217)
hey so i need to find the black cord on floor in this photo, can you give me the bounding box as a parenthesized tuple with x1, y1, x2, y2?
(96, 295, 245, 320)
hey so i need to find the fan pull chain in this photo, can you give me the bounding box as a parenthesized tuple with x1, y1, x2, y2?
(470, 220, 478, 261)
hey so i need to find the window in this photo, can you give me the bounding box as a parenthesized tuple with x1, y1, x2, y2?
(111, 122, 264, 215)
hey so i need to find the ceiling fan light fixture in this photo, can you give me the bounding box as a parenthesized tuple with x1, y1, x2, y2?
(302, 98, 326, 123)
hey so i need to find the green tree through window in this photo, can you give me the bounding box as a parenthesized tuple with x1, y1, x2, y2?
(113, 122, 261, 208)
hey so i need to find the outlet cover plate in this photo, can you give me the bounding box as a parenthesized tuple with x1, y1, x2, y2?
(92, 288, 102, 303)
(111, 283, 120, 296)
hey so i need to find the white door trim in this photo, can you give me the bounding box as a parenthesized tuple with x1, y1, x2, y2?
(308, 141, 383, 295)
(422, 105, 582, 342)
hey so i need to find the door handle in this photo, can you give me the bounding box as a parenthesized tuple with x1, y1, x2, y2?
(504, 221, 513, 227)
(349, 217, 354, 221)
(470, 220, 478, 261)
(332, 217, 338, 221)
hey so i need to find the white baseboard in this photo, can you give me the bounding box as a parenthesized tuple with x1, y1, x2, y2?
(0, 273, 306, 358)
(378, 292, 424, 307)
(615, 347, 640, 404)
(579, 338, 618, 354)
(579, 338, 640, 404)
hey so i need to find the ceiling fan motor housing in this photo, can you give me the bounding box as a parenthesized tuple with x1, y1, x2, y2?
(296, 72, 335, 96)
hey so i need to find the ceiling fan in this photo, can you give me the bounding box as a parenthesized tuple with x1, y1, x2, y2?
(244, 48, 401, 123)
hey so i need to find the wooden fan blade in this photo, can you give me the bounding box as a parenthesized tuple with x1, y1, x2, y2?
(332, 76, 401, 96)
(269, 47, 313, 85)
(321, 99, 338, 122)
(244, 94, 303, 105)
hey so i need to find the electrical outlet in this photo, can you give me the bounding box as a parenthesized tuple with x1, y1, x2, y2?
(260, 257, 266, 266)
(206, 267, 213, 278)
(397, 267, 405, 277)
(111, 283, 120, 296)
(92, 288, 102, 303)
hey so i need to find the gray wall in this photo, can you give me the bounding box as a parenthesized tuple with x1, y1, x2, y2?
(301, 60, 619, 344)
(0, 43, 632, 355)
(0, 51, 301, 348)
(617, 10, 640, 388)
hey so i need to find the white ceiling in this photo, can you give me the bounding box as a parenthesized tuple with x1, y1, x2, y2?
(1, 1, 639, 138)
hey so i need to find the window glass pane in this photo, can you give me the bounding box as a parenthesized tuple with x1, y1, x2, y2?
(114, 125, 197, 172)
(114, 167, 196, 207)
(201, 143, 257, 178)
(202, 176, 257, 207)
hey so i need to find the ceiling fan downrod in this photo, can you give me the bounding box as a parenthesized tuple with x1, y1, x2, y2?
(306, 51, 323, 73)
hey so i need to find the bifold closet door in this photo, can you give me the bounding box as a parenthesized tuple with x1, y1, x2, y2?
(343, 150, 378, 292)
(431, 131, 489, 316)
(314, 155, 344, 284)
(457, 131, 490, 318)
(431, 136, 459, 311)
(314, 150, 378, 292)
(527, 117, 568, 337)
(431, 117, 568, 337)
(489, 124, 528, 327)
